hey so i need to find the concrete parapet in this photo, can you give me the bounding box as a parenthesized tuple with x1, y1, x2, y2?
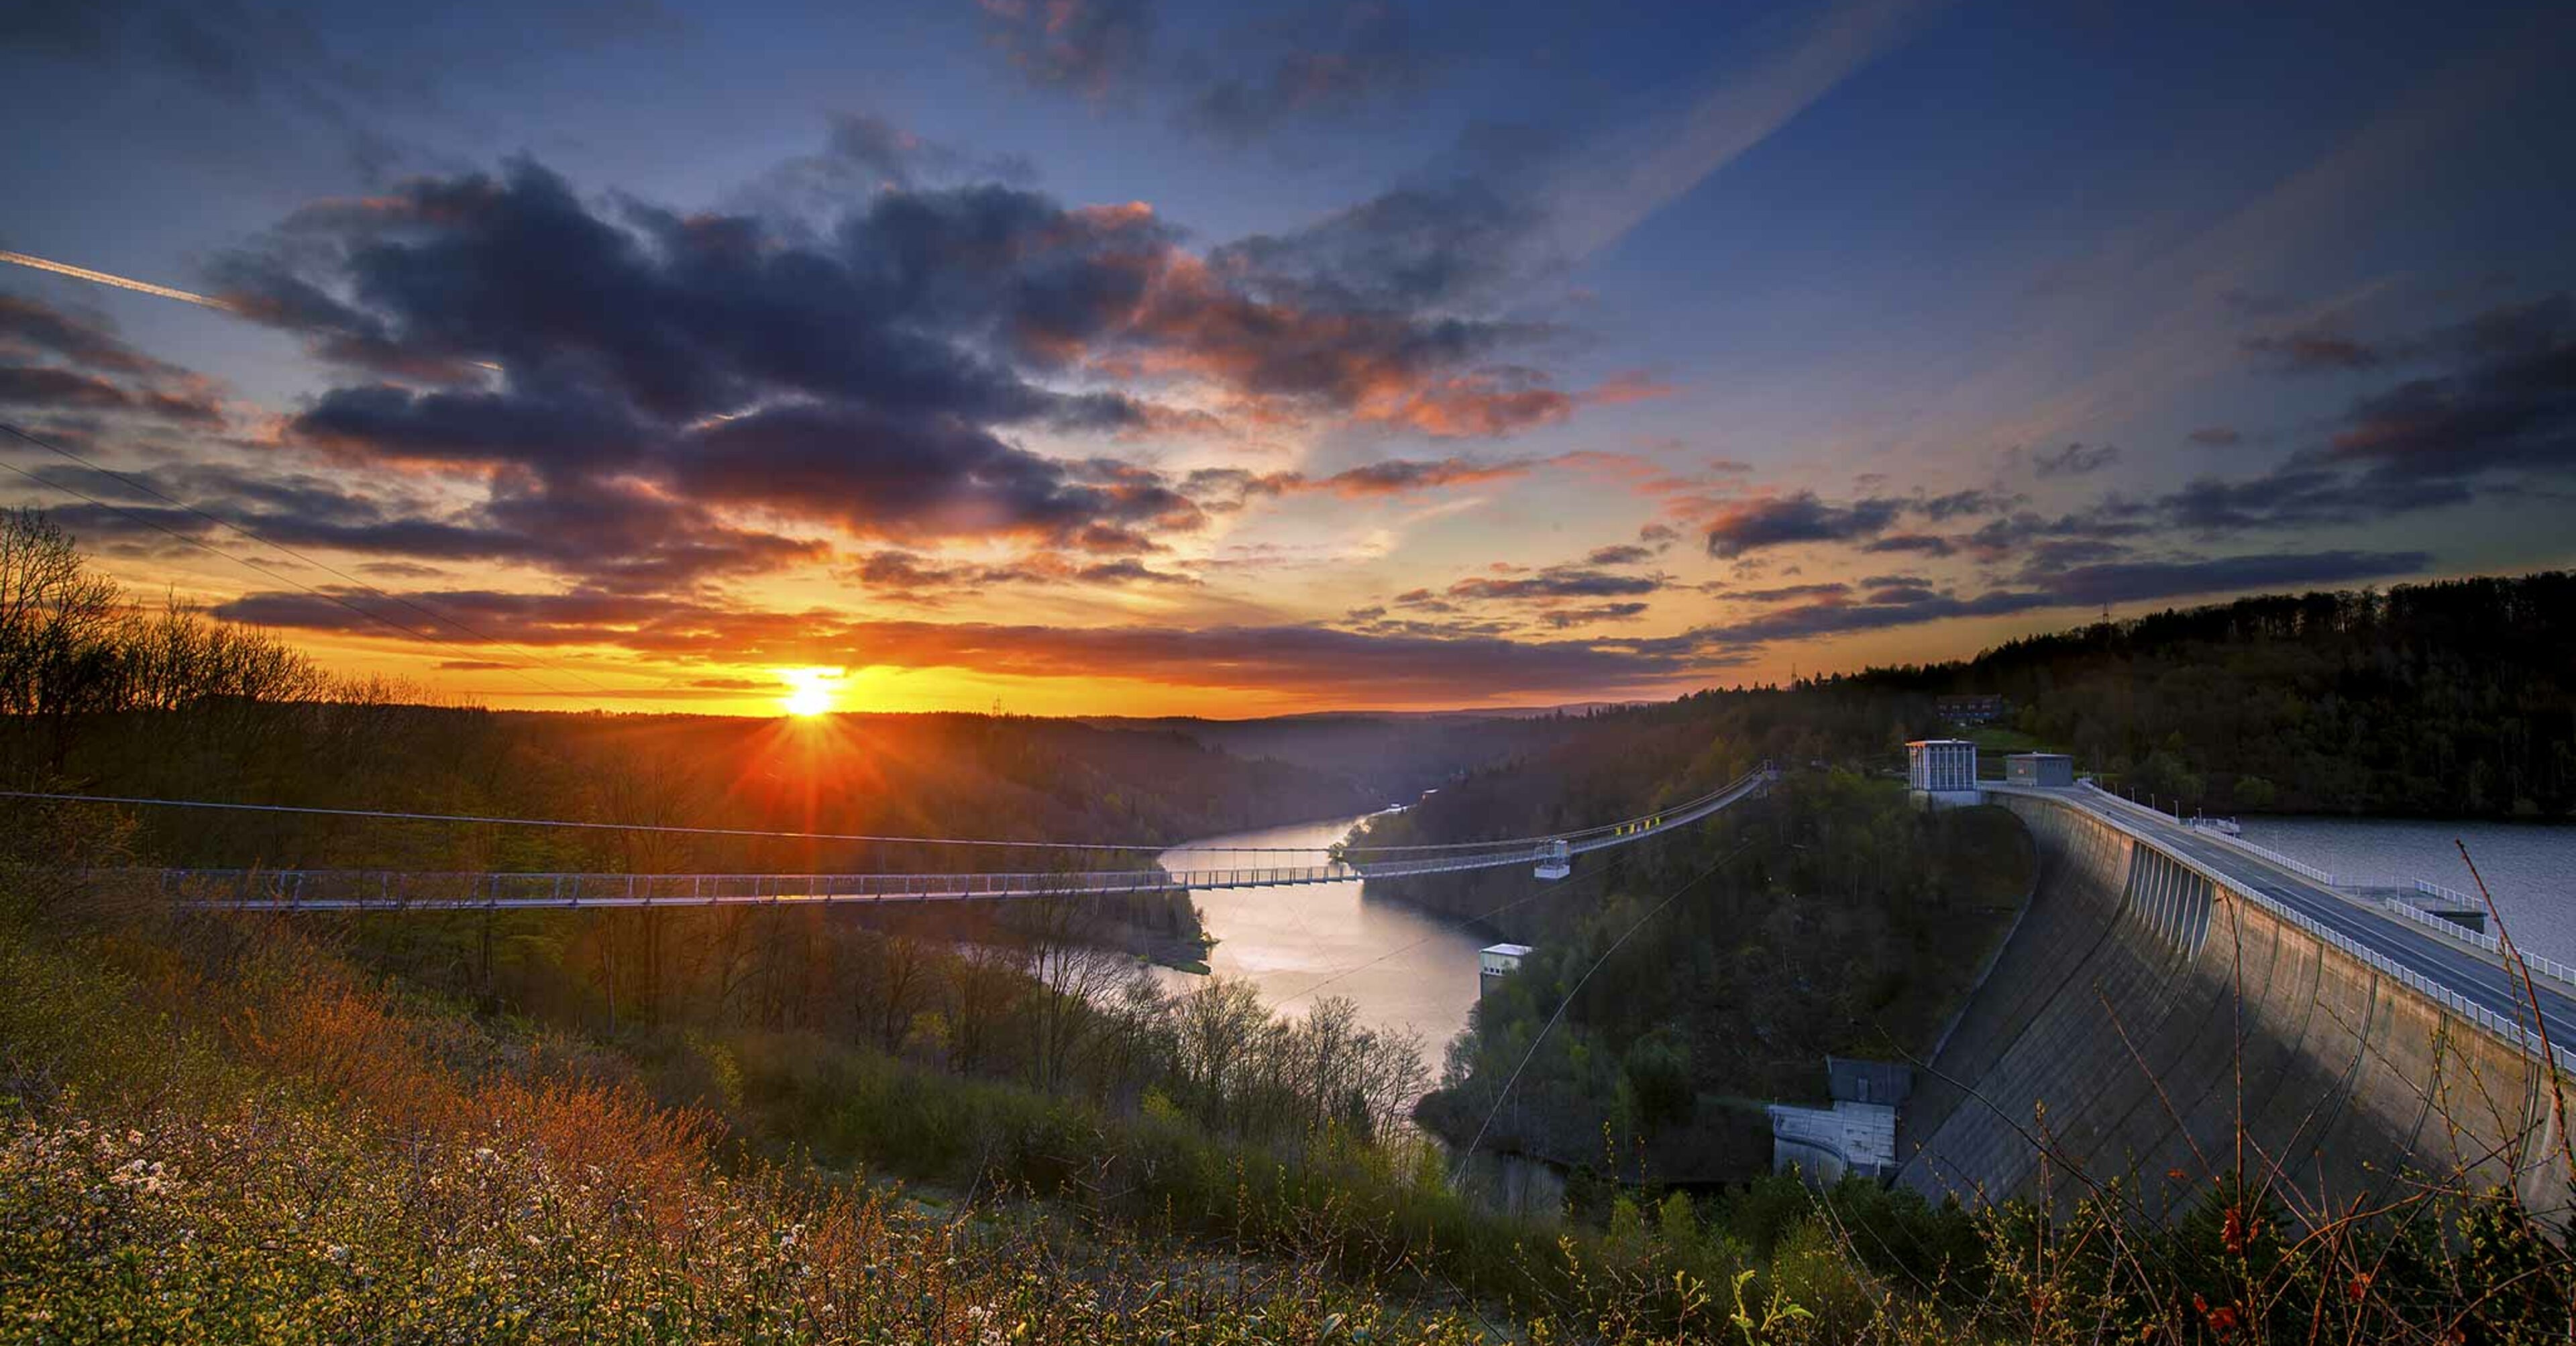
(1898, 793, 2571, 1222)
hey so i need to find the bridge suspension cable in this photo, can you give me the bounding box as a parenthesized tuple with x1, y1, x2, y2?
(81, 770, 1779, 913)
(0, 766, 1773, 859)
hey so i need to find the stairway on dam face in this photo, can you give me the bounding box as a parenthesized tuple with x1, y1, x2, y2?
(1898, 793, 2571, 1223)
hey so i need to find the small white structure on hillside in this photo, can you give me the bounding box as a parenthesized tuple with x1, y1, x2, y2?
(1479, 943, 1531, 998)
(1907, 738, 1981, 807)
(1768, 1057, 1913, 1185)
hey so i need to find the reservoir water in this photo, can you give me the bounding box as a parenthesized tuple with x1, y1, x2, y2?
(2236, 817, 2576, 964)
(1154, 810, 1489, 1060)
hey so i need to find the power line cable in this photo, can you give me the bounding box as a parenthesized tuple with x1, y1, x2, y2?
(0, 786, 1313, 853)
(1449, 836, 1758, 1181)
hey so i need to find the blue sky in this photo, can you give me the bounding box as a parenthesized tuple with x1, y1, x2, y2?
(1, 0, 2570, 714)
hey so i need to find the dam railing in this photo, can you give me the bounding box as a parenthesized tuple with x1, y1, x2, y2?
(2070, 782, 2576, 988)
(2398, 880, 2576, 992)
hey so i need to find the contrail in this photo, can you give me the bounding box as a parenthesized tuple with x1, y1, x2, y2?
(2, 248, 502, 373)
(0, 249, 233, 310)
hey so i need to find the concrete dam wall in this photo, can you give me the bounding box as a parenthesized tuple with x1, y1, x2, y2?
(1898, 793, 2571, 1219)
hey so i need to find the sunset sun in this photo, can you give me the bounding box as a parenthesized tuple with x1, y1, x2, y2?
(778, 668, 844, 718)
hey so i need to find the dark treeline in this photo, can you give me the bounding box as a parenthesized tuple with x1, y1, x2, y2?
(1847, 572, 2576, 817)
(1360, 571, 2576, 825)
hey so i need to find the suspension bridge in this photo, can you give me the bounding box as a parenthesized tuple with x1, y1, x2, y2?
(103, 766, 1778, 913)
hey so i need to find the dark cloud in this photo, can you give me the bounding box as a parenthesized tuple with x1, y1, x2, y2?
(293, 382, 649, 471)
(2017, 537, 2133, 570)
(0, 364, 140, 414)
(1446, 566, 1660, 603)
(667, 402, 1199, 544)
(1177, 3, 1432, 143)
(818, 111, 1036, 191)
(975, 0, 1156, 99)
(1701, 487, 2023, 559)
(2242, 327, 2389, 374)
(1187, 456, 1534, 506)
(741, 111, 1042, 218)
(0, 294, 180, 378)
(1540, 603, 1650, 629)
(2030, 442, 2120, 477)
(2316, 293, 2574, 486)
(216, 152, 1569, 437)
(191, 146, 1587, 599)
(1858, 533, 1953, 558)
(1914, 488, 2018, 521)
(2188, 426, 2243, 447)
(1583, 543, 1654, 566)
(1210, 178, 1534, 310)
(977, 0, 1440, 145)
(1719, 582, 1850, 603)
(847, 546, 1193, 603)
(2155, 466, 2470, 534)
(2035, 550, 2432, 608)
(1962, 504, 2153, 561)
(1302, 456, 1530, 496)
(2104, 293, 2576, 542)
(1703, 492, 1902, 558)
(37, 458, 823, 593)
(1689, 550, 2430, 647)
(0, 294, 225, 425)
(1075, 556, 1198, 586)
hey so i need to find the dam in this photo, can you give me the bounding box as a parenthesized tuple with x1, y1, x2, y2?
(1898, 782, 2575, 1222)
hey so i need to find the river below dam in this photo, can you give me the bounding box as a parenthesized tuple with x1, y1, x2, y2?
(1150, 809, 1491, 1070)
(1144, 811, 1567, 1216)
(2236, 816, 2576, 963)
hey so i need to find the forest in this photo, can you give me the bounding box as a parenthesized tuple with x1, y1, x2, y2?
(1374, 772, 2031, 1182)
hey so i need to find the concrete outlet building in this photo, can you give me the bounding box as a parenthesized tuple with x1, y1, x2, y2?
(1768, 1057, 1914, 1184)
(1907, 738, 1981, 807)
